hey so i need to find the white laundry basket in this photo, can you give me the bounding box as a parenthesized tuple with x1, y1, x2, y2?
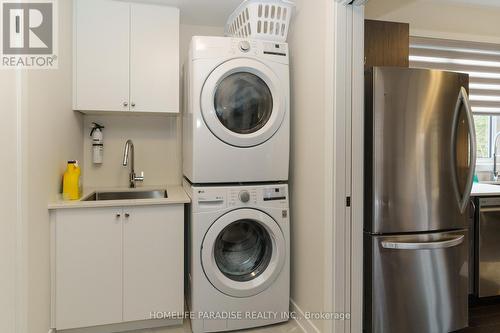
(225, 0, 295, 42)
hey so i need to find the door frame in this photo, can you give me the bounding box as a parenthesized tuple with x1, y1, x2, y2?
(325, 1, 365, 332)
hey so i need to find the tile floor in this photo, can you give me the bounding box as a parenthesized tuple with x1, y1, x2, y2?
(128, 319, 302, 333)
(126, 299, 500, 333)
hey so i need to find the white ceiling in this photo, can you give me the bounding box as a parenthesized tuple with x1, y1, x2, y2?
(125, 0, 500, 27)
(422, 0, 500, 7)
(366, 0, 500, 19)
(121, 0, 242, 26)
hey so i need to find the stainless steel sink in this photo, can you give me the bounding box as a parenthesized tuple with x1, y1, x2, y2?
(82, 190, 168, 201)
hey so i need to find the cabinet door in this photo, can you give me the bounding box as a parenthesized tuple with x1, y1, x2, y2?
(55, 208, 123, 330)
(74, 0, 130, 111)
(130, 4, 179, 113)
(123, 205, 184, 322)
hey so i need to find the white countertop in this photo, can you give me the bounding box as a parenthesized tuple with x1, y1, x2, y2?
(472, 182, 500, 197)
(48, 185, 190, 210)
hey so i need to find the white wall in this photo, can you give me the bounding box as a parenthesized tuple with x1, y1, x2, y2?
(81, 24, 223, 189)
(287, 0, 329, 331)
(366, 0, 500, 43)
(82, 114, 181, 187)
(22, 1, 84, 332)
(0, 72, 19, 333)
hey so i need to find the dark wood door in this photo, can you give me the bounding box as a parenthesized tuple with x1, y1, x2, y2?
(365, 19, 409, 68)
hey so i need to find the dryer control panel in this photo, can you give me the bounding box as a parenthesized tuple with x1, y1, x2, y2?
(191, 36, 289, 65)
(229, 38, 288, 61)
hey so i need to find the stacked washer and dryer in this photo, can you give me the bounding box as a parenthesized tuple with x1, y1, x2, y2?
(182, 36, 291, 333)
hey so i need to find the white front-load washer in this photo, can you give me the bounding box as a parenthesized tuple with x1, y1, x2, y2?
(184, 180, 290, 333)
(183, 36, 290, 183)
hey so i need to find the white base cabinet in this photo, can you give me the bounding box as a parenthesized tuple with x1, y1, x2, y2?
(123, 206, 183, 322)
(51, 205, 184, 331)
(54, 207, 123, 330)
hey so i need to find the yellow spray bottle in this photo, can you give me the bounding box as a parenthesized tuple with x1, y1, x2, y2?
(63, 160, 81, 200)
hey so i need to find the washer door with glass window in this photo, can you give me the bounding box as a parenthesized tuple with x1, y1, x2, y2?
(201, 208, 286, 298)
(201, 58, 286, 147)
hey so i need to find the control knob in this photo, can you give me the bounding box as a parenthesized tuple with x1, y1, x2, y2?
(239, 41, 251, 52)
(239, 190, 250, 203)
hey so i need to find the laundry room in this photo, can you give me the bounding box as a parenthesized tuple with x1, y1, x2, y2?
(10, 0, 499, 332)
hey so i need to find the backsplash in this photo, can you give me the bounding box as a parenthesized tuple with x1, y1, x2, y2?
(82, 115, 182, 188)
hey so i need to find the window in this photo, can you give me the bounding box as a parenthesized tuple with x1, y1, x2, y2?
(474, 115, 499, 160)
(409, 37, 500, 164)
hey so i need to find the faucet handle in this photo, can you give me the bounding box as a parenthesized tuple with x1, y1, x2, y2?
(135, 171, 145, 182)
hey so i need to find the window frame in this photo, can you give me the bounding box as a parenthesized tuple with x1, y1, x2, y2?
(476, 115, 497, 170)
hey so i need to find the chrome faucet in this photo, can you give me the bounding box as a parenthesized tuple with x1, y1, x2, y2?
(122, 139, 144, 188)
(494, 132, 500, 180)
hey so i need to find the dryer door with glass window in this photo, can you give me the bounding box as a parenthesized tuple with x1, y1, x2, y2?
(201, 58, 286, 147)
(201, 208, 286, 297)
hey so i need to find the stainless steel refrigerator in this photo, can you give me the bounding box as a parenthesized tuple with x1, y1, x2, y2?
(364, 67, 476, 333)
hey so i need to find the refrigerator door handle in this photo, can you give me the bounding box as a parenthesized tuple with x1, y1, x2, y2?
(469, 199, 476, 219)
(451, 87, 477, 214)
(477, 206, 500, 213)
(381, 235, 464, 250)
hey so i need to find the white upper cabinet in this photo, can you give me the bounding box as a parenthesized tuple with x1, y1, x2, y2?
(74, 0, 180, 113)
(130, 4, 179, 113)
(74, 0, 130, 112)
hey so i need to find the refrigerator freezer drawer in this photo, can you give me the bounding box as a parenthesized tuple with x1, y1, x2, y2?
(364, 230, 468, 333)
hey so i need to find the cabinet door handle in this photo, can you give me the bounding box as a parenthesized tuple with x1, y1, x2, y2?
(125, 213, 130, 218)
(123, 101, 128, 107)
(131, 102, 136, 107)
(116, 213, 121, 218)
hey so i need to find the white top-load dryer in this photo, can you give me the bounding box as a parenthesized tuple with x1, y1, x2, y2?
(183, 36, 290, 183)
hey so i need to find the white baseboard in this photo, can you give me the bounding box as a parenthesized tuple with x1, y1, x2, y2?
(50, 318, 181, 333)
(290, 299, 321, 333)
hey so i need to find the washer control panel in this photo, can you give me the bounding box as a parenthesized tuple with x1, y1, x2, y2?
(239, 190, 251, 202)
(229, 188, 258, 206)
(196, 188, 225, 205)
(228, 185, 287, 207)
(263, 186, 287, 201)
(189, 182, 289, 212)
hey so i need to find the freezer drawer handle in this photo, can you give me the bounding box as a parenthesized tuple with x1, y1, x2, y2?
(381, 235, 464, 250)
